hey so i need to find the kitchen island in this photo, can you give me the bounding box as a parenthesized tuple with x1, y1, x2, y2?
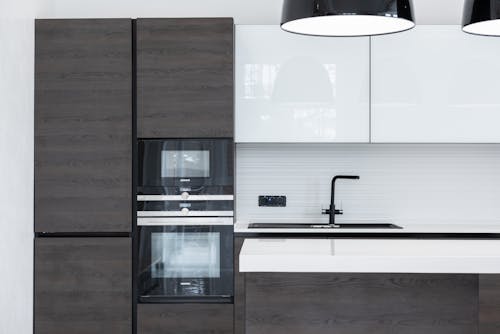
(234, 234, 500, 334)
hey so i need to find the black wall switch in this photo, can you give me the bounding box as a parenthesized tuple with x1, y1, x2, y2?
(259, 196, 287, 207)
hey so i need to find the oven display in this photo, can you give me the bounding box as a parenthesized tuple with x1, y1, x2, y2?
(161, 150, 210, 178)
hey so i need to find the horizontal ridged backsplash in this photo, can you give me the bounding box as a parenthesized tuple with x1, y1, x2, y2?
(236, 144, 500, 225)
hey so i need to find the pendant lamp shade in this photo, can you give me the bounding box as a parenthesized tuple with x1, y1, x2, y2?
(281, 0, 415, 37)
(463, 0, 500, 36)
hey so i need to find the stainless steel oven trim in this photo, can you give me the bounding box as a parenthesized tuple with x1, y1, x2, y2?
(138, 217, 234, 226)
(138, 195, 234, 201)
(137, 211, 234, 218)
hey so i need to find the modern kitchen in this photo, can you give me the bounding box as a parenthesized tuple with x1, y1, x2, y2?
(2, 0, 500, 333)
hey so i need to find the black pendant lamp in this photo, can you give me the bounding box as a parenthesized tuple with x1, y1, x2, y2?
(281, 0, 415, 37)
(463, 0, 500, 36)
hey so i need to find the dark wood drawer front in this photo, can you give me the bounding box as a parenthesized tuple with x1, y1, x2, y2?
(138, 304, 234, 334)
(35, 19, 132, 233)
(137, 18, 234, 138)
(245, 273, 478, 334)
(35, 238, 132, 334)
(480, 275, 500, 333)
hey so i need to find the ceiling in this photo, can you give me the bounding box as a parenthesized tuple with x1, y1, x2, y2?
(37, 0, 466, 25)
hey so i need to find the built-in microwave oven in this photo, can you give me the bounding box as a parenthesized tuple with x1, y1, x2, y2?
(138, 138, 233, 195)
(138, 139, 234, 217)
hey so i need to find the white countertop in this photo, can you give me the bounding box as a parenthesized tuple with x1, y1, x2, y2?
(239, 238, 500, 274)
(235, 219, 500, 234)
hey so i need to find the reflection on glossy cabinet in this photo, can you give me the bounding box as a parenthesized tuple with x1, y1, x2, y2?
(372, 25, 500, 143)
(235, 26, 370, 143)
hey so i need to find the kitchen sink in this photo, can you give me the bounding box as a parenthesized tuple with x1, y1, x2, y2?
(248, 223, 403, 230)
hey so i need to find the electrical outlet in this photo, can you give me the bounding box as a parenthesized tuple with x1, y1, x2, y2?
(259, 196, 287, 207)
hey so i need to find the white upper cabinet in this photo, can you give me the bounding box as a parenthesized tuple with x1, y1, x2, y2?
(235, 25, 370, 143)
(372, 25, 500, 143)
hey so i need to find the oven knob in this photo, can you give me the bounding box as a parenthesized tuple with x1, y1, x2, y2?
(181, 192, 190, 200)
(181, 208, 190, 216)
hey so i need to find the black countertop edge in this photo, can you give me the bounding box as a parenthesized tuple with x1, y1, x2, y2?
(234, 232, 500, 239)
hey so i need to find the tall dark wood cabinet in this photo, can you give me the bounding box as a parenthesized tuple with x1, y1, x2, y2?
(35, 238, 132, 334)
(137, 18, 234, 138)
(35, 19, 132, 233)
(35, 19, 133, 334)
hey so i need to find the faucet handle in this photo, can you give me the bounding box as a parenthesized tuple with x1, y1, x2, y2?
(322, 208, 331, 215)
(337, 201, 344, 215)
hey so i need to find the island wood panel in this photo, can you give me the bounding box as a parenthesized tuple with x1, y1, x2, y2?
(137, 18, 234, 138)
(35, 19, 132, 233)
(234, 237, 245, 334)
(138, 304, 233, 334)
(35, 238, 132, 334)
(245, 273, 478, 334)
(480, 275, 500, 333)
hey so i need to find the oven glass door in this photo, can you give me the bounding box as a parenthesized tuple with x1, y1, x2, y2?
(138, 139, 233, 195)
(138, 219, 233, 303)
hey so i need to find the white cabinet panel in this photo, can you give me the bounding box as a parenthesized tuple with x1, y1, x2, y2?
(235, 25, 370, 143)
(372, 25, 500, 143)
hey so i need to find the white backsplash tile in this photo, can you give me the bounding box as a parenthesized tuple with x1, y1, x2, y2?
(236, 144, 500, 225)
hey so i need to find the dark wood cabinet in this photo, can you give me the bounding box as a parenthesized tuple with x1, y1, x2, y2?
(138, 304, 234, 334)
(35, 19, 132, 233)
(35, 237, 132, 334)
(480, 275, 500, 333)
(234, 237, 245, 334)
(137, 18, 234, 138)
(244, 272, 478, 334)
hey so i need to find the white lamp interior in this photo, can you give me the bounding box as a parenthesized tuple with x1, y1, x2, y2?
(282, 15, 415, 37)
(463, 19, 500, 36)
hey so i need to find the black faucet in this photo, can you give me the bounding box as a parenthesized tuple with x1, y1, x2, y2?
(322, 175, 360, 226)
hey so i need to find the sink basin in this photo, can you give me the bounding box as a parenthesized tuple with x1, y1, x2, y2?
(248, 223, 403, 230)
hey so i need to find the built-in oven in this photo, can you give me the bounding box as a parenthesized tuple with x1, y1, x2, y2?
(138, 217, 233, 303)
(137, 138, 234, 303)
(138, 138, 233, 217)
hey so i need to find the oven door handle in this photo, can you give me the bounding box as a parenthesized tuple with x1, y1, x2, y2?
(137, 195, 234, 201)
(137, 211, 234, 218)
(139, 295, 234, 304)
(137, 217, 234, 226)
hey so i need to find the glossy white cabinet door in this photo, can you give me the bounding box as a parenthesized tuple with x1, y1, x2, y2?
(372, 25, 500, 143)
(235, 25, 370, 143)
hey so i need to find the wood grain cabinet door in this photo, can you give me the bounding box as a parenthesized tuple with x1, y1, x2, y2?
(480, 275, 500, 334)
(35, 19, 132, 233)
(138, 304, 234, 334)
(137, 18, 234, 138)
(245, 273, 478, 334)
(35, 238, 132, 334)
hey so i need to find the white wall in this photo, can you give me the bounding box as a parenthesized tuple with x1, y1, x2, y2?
(36, 0, 283, 23)
(0, 0, 35, 333)
(236, 144, 500, 225)
(36, 0, 465, 25)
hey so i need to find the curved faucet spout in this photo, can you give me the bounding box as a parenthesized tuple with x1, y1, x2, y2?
(323, 175, 360, 226)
